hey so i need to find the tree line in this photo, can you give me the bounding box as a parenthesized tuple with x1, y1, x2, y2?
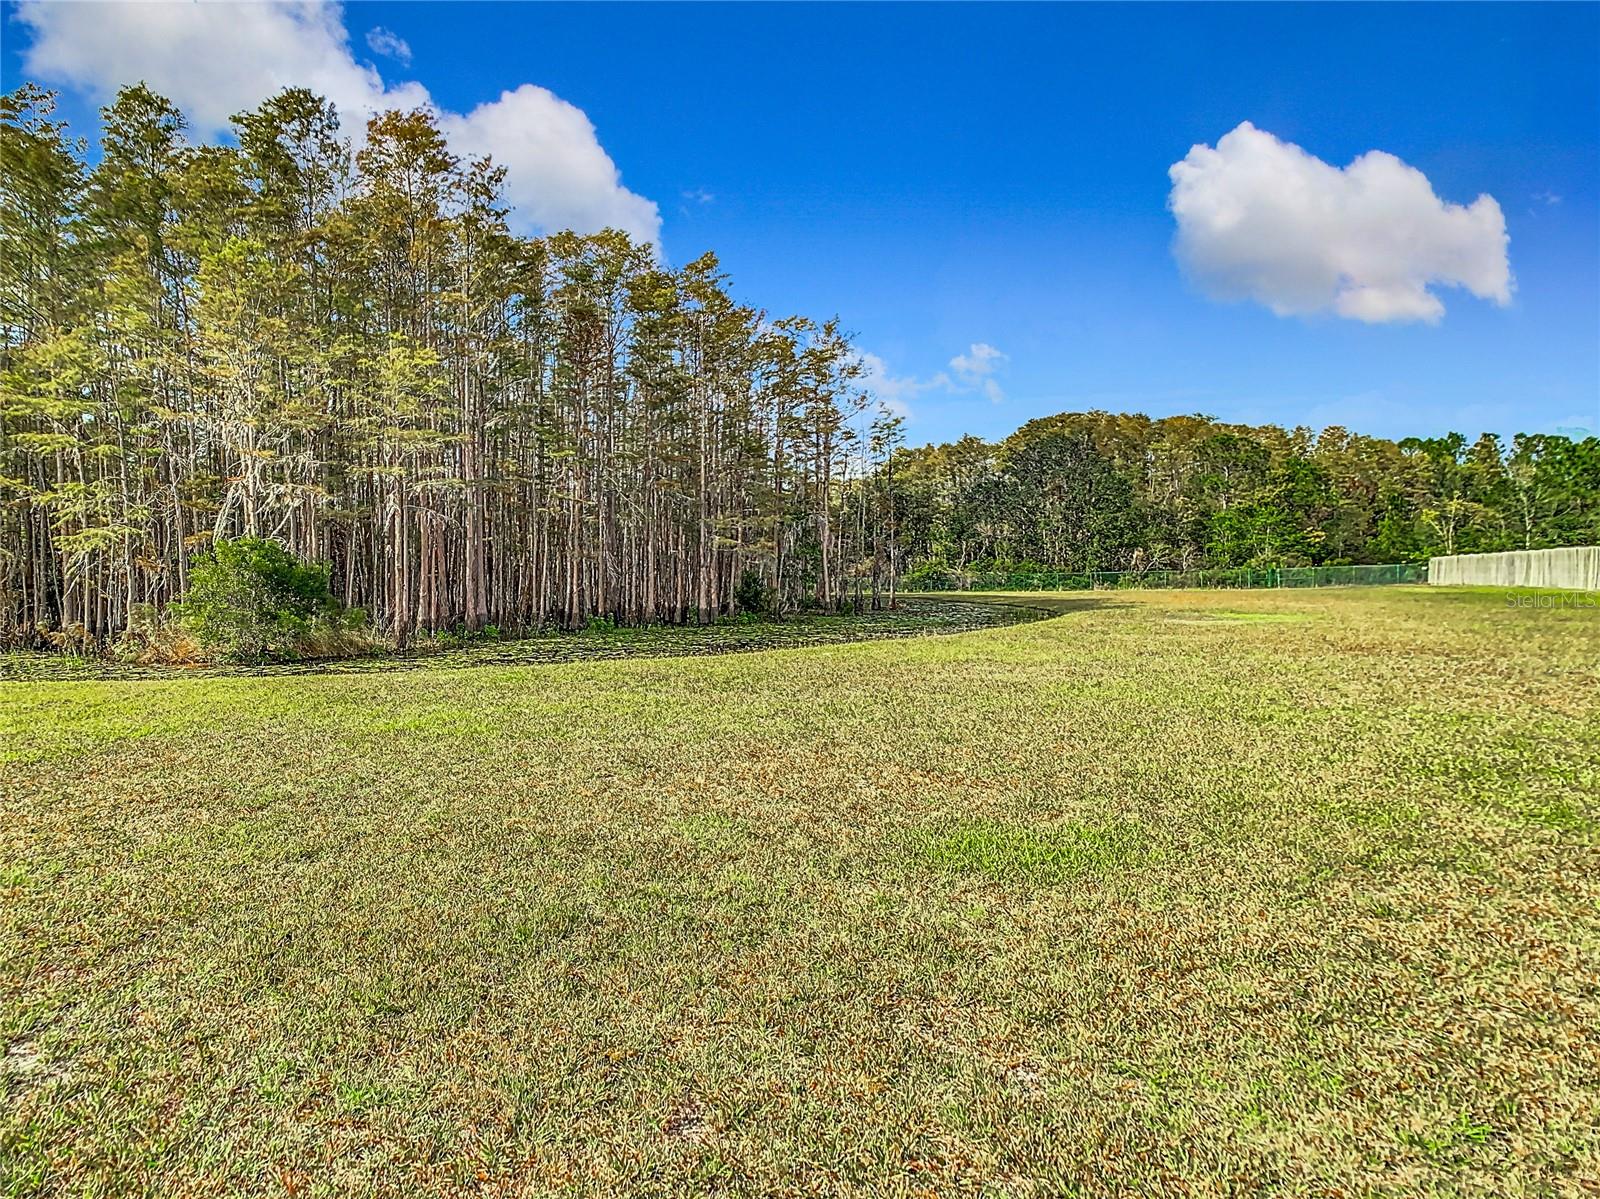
(887, 411, 1599, 586)
(4, 84, 1595, 649)
(1, 84, 907, 647)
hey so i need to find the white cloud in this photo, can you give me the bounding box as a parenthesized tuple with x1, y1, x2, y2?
(861, 342, 1009, 416)
(439, 87, 661, 246)
(18, 1, 421, 136)
(1168, 121, 1511, 324)
(16, 0, 660, 245)
(949, 342, 1007, 402)
(365, 26, 411, 66)
(860, 352, 948, 419)
(682, 188, 715, 205)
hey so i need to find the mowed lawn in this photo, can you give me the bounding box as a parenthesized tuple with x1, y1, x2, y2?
(2, 588, 1597, 1197)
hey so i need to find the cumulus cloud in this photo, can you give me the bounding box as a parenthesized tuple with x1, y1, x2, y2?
(1168, 121, 1511, 324)
(859, 352, 947, 419)
(439, 87, 661, 246)
(365, 26, 411, 66)
(18, 2, 422, 137)
(861, 342, 1009, 417)
(16, 0, 660, 245)
(949, 343, 1008, 402)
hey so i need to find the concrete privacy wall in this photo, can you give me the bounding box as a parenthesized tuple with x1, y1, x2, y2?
(1429, 546, 1600, 590)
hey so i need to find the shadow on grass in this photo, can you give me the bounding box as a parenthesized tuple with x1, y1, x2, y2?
(919, 590, 1135, 618)
(0, 598, 1057, 683)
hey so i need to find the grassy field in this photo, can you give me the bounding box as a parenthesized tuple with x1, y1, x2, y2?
(2, 586, 1597, 1197)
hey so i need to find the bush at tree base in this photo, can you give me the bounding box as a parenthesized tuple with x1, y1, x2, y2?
(170, 537, 366, 660)
(735, 568, 773, 615)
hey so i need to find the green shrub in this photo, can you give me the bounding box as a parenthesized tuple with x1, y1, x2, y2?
(734, 568, 772, 615)
(902, 561, 955, 592)
(172, 537, 359, 661)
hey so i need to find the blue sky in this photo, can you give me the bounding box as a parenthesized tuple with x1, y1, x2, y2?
(5, 1, 1597, 445)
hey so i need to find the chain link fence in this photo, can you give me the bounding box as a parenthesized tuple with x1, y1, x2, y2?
(903, 562, 1428, 593)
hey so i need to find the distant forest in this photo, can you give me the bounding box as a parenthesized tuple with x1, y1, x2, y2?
(888, 411, 1599, 588)
(3, 84, 1597, 645)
